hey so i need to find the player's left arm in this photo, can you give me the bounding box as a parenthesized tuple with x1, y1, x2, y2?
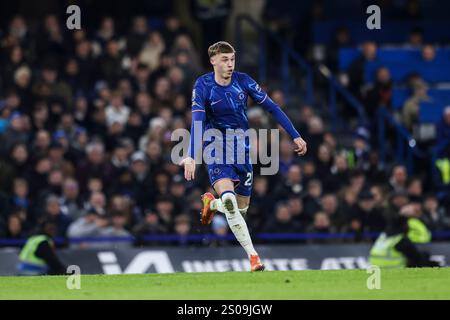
(243, 74, 307, 156)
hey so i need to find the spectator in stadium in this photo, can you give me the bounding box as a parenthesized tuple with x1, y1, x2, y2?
(263, 202, 303, 235)
(364, 66, 393, 118)
(1, 15, 31, 63)
(277, 136, 298, 177)
(40, 194, 72, 238)
(10, 178, 30, 211)
(0, 144, 29, 194)
(303, 179, 323, 218)
(402, 76, 430, 130)
(421, 194, 450, 233)
(105, 91, 131, 129)
(327, 26, 352, 72)
(74, 40, 95, 92)
(274, 164, 304, 200)
(98, 39, 125, 86)
(67, 208, 110, 247)
(13, 65, 33, 109)
(32, 63, 72, 108)
(348, 169, 367, 196)
(405, 27, 424, 48)
(388, 165, 409, 193)
(155, 195, 175, 232)
(288, 196, 309, 227)
(246, 176, 271, 232)
(93, 16, 118, 53)
(59, 178, 83, 221)
(315, 144, 333, 183)
(170, 176, 188, 215)
(301, 162, 317, 186)
(305, 116, 324, 159)
(1, 46, 27, 90)
(370, 185, 387, 211)
(47, 141, 74, 177)
(173, 214, 192, 246)
(0, 112, 29, 157)
(30, 129, 50, 159)
(348, 127, 371, 171)
(128, 151, 153, 211)
(384, 190, 410, 223)
(348, 189, 387, 236)
(171, 34, 203, 78)
(36, 14, 67, 65)
(98, 211, 132, 249)
(3, 210, 28, 239)
(138, 31, 166, 73)
(320, 193, 345, 232)
(76, 142, 114, 190)
(326, 152, 350, 193)
(126, 16, 149, 57)
(297, 105, 315, 138)
(306, 211, 336, 244)
(347, 41, 378, 98)
(36, 168, 65, 203)
(407, 177, 423, 201)
(133, 209, 168, 245)
(421, 44, 436, 63)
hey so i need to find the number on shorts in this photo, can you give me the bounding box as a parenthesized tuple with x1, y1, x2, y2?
(244, 172, 253, 186)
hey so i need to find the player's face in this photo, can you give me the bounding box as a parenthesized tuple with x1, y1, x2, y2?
(211, 53, 235, 79)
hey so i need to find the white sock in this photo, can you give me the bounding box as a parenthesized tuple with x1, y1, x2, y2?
(210, 198, 225, 212)
(239, 206, 249, 219)
(211, 199, 248, 218)
(220, 191, 257, 257)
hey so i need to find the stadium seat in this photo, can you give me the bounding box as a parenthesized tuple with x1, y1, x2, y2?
(419, 101, 447, 123)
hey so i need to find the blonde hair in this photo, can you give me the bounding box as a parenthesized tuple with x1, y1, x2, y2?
(208, 41, 235, 58)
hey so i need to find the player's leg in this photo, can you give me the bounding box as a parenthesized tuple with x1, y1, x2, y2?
(233, 165, 264, 270)
(213, 179, 257, 256)
(236, 194, 250, 218)
(200, 165, 234, 224)
(214, 178, 264, 272)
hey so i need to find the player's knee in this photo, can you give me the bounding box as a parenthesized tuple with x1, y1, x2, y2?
(239, 206, 249, 218)
(221, 191, 238, 214)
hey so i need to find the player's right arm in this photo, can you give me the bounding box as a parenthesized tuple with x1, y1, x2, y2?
(241, 73, 307, 156)
(180, 79, 206, 181)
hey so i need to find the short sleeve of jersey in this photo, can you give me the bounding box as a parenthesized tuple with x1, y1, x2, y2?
(240, 73, 268, 105)
(191, 78, 206, 112)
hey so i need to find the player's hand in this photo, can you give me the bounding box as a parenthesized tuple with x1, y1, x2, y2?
(180, 157, 196, 181)
(293, 137, 307, 156)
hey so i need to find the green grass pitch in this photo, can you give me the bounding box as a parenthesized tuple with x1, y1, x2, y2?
(1, 268, 450, 300)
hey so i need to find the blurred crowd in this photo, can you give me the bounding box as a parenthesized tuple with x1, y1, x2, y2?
(0, 5, 449, 248)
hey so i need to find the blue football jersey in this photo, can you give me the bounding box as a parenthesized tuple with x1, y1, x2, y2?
(189, 71, 300, 164)
(192, 71, 267, 131)
(191, 71, 267, 163)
